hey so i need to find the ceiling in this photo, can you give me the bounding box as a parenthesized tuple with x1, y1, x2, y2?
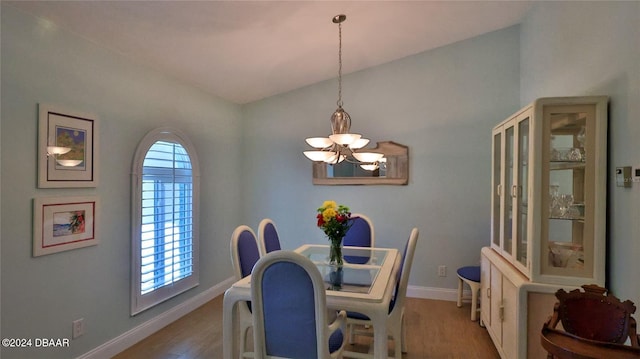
(7, 1, 534, 104)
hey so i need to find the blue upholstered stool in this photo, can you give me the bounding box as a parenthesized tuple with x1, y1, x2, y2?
(456, 266, 481, 321)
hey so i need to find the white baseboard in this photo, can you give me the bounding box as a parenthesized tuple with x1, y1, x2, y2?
(407, 285, 467, 302)
(76, 280, 461, 358)
(76, 277, 236, 359)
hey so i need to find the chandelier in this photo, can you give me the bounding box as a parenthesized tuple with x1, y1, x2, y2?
(303, 14, 384, 171)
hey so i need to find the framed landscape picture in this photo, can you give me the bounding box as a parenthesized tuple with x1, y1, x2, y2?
(38, 104, 99, 188)
(33, 196, 99, 257)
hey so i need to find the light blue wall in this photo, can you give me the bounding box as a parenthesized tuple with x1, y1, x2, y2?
(520, 1, 640, 305)
(242, 26, 521, 290)
(1, 5, 243, 358)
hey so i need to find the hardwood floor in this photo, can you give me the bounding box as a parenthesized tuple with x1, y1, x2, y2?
(113, 296, 500, 359)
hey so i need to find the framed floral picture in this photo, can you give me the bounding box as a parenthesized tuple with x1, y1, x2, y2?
(38, 104, 99, 188)
(33, 196, 99, 257)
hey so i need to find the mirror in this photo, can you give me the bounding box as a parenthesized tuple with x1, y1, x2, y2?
(312, 141, 408, 185)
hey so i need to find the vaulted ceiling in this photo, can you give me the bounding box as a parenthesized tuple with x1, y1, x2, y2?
(7, 1, 533, 104)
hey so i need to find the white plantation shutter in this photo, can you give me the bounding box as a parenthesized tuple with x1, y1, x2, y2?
(131, 128, 200, 315)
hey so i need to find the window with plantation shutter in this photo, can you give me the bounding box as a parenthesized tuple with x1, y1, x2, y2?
(131, 127, 200, 315)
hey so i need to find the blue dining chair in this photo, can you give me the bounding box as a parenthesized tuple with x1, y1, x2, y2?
(343, 213, 374, 264)
(345, 227, 419, 359)
(251, 250, 347, 359)
(230, 225, 260, 358)
(257, 218, 281, 256)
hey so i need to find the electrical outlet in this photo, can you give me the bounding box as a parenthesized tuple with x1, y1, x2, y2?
(72, 318, 85, 339)
(438, 265, 447, 277)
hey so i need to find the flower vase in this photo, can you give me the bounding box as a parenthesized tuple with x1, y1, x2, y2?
(329, 237, 344, 290)
(329, 265, 343, 290)
(329, 237, 344, 266)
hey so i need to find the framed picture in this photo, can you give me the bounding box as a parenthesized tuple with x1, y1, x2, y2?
(38, 104, 99, 188)
(33, 196, 99, 257)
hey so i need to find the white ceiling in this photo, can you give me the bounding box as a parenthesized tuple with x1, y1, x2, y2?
(7, 1, 533, 104)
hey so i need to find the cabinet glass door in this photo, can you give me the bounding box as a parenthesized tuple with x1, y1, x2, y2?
(503, 126, 514, 256)
(515, 118, 529, 268)
(543, 105, 595, 278)
(492, 130, 502, 248)
(494, 113, 531, 273)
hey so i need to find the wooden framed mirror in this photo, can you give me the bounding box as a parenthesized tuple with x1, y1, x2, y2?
(312, 141, 408, 185)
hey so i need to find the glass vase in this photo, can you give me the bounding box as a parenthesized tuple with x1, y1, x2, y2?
(329, 265, 343, 290)
(329, 238, 343, 266)
(328, 237, 343, 290)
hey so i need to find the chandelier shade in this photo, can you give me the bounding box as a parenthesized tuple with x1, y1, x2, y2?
(352, 152, 384, 163)
(359, 164, 379, 171)
(302, 14, 384, 170)
(303, 151, 333, 162)
(305, 137, 334, 149)
(329, 133, 361, 146)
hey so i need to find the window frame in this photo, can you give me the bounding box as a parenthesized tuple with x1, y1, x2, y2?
(130, 127, 200, 315)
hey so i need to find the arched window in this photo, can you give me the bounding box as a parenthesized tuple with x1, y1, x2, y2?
(131, 127, 200, 315)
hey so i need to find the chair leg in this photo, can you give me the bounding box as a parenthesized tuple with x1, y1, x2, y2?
(348, 323, 356, 344)
(470, 285, 479, 321)
(457, 277, 463, 307)
(239, 325, 249, 359)
(384, 310, 408, 358)
(400, 311, 407, 353)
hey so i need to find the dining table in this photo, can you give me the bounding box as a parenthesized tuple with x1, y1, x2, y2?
(223, 244, 401, 359)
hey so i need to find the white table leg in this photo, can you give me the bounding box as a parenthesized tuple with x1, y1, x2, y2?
(371, 313, 388, 359)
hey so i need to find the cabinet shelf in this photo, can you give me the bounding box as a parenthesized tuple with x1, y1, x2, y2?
(549, 161, 586, 170)
(549, 216, 585, 222)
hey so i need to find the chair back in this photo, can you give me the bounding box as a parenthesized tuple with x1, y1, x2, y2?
(342, 214, 374, 264)
(389, 228, 419, 314)
(547, 284, 639, 345)
(251, 251, 337, 359)
(257, 218, 281, 256)
(343, 213, 374, 248)
(230, 225, 260, 279)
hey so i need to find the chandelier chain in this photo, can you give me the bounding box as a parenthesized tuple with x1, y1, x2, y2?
(337, 20, 343, 108)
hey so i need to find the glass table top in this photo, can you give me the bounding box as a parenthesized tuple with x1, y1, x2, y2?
(297, 245, 391, 294)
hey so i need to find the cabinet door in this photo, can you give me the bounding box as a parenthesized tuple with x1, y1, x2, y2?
(489, 264, 503, 346)
(513, 114, 530, 273)
(491, 127, 503, 250)
(493, 110, 532, 276)
(501, 276, 518, 359)
(490, 122, 515, 258)
(503, 124, 514, 258)
(540, 103, 604, 283)
(480, 254, 492, 327)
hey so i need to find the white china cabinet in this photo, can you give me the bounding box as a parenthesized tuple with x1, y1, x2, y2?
(482, 96, 608, 358)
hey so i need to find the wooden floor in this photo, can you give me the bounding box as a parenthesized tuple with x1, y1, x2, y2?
(114, 296, 500, 359)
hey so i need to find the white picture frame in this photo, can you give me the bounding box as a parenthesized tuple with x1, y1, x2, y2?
(38, 104, 99, 188)
(33, 196, 99, 257)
